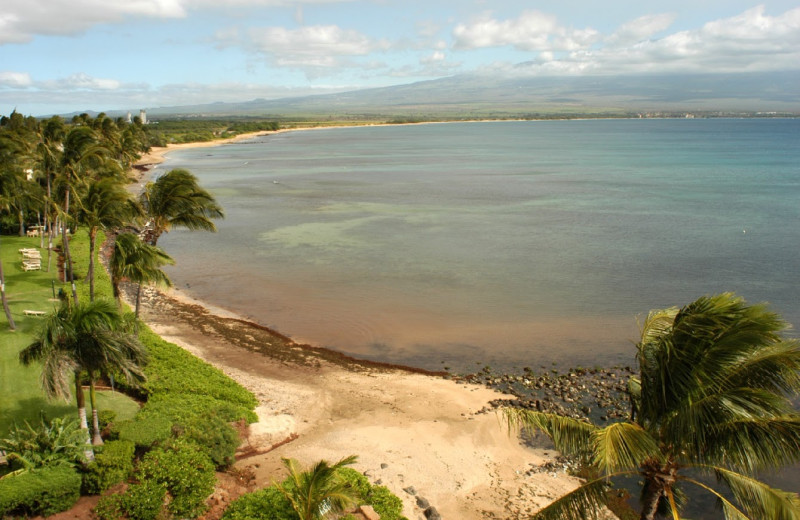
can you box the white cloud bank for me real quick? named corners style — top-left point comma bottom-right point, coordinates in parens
top-left (453, 6), bottom-right (800, 75)
top-left (0, 0), bottom-right (354, 43)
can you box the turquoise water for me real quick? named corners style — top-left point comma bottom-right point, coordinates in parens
top-left (158, 119), bottom-right (800, 372)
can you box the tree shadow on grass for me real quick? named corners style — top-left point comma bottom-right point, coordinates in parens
top-left (0, 396), bottom-right (76, 438)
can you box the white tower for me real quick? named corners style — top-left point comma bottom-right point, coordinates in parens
top-left (139, 109), bottom-right (147, 125)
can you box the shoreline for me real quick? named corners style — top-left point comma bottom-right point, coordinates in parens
top-left (127, 284), bottom-right (586, 519)
top-left (130, 128), bottom-right (589, 518)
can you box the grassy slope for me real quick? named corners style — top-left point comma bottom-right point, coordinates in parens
top-left (0, 233), bottom-right (139, 437)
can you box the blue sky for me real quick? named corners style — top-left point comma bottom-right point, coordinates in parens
top-left (1, 1), bottom-right (798, 116)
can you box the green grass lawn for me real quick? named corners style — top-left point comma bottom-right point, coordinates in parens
top-left (0, 233), bottom-right (139, 437)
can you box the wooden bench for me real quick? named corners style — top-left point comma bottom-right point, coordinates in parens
top-left (24, 310), bottom-right (47, 317)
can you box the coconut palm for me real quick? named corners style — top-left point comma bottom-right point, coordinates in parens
top-left (19, 299), bottom-right (148, 451)
top-left (109, 232), bottom-right (173, 322)
top-left (276, 455), bottom-right (361, 520)
top-left (0, 177), bottom-right (17, 330)
top-left (139, 168), bottom-right (223, 246)
top-left (505, 292), bottom-right (800, 520)
top-left (56, 126), bottom-right (109, 304)
top-left (77, 177), bottom-right (143, 301)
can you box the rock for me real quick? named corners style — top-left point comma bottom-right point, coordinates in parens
top-left (416, 496), bottom-right (430, 509)
top-left (424, 506), bottom-right (442, 520)
top-left (358, 505), bottom-right (381, 520)
top-left (380, 463), bottom-right (389, 469)
top-left (403, 486), bottom-right (417, 496)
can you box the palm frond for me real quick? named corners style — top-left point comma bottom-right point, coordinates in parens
top-left (704, 466), bottom-right (800, 520)
top-left (591, 422), bottom-right (661, 473)
top-left (504, 408), bottom-right (597, 460)
top-left (532, 474), bottom-right (621, 520)
top-left (699, 417), bottom-right (800, 473)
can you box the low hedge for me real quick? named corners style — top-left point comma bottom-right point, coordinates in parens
top-left (82, 439), bottom-right (136, 494)
top-left (0, 465), bottom-right (82, 517)
top-left (220, 486), bottom-right (296, 520)
top-left (137, 329), bottom-right (258, 413)
top-left (221, 468), bottom-right (407, 520)
top-left (136, 438), bottom-right (216, 519)
top-left (94, 480), bottom-right (168, 520)
top-left (117, 414), bottom-right (174, 449)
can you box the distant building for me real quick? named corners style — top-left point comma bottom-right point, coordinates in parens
top-left (140, 110), bottom-right (147, 125)
top-left (126, 112), bottom-right (132, 123)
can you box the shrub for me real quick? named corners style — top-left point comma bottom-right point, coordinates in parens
top-left (98, 409), bottom-right (118, 431)
top-left (0, 417), bottom-right (86, 471)
top-left (136, 438), bottom-right (216, 519)
top-left (368, 485), bottom-right (406, 520)
top-left (176, 412), bottom-right (239, 469)
top-left (94, 480), bottom-right (168, 520)
top-left (220, 486), bottom-right (297, 520)
top-left (137, 329), bottom-right (258, 412)
top-left (144, 392), bottom-right (257, 424)
top-left (82, 440), bottom-right (136, 494)
top-left (0, 465), bottom-right (82, 517)
top-left (118, 414), bottom-right (173, 448)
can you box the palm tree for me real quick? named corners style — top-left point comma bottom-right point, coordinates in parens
top-left (0, 176), bottom-right (17, 330)
top-left (505, 293), bottom-right (800, 520)
top-left (109, 232), bottom-right (173, 321)
top-left (19, 299), bottom-right (148, 451)
top-left (276, 455), bottom-right (361, 520)
top-left (77, 177), bottom-right (143, 301)
top-left (56, 126), bottom-right (108, 304)
top-left (139, 168), bottom-right (223, 246)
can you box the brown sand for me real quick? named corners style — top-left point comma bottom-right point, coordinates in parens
top-left (129, 129), bottom-right (589, 519)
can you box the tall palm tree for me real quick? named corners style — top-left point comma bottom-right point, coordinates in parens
top-left (77, 177), bottom-right (143, 301)
top-left (19, 299), bottom-right (148, 451)
top-left (276, 455), bottom-right (361, 520)
top-left (109, 232), bottom-right (173, 321)
top-left (0, 175), bottom-right (17, 330)
top-left (505, 293), bottom-right (800, 520)
top-left (139, 168), bottom-right (223, 246)
top-left (57, 126), bottom-right (108, 304)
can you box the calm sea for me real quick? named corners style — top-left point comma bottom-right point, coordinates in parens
top-left (157, 119), bottom-right (800, 372)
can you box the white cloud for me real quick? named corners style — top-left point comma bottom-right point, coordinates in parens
top-left (242, 25), bottom-right (387, 72)
top-left (466, 6), bottom-right (800, 76)
top-left (452, 11), bottom-right (600, 52)
top-left (606, 13), bottom-right (676, 46)
top-left (0, 71), bottom-right (33, 87)
top-left (0, 0), bottom-right (355, 44)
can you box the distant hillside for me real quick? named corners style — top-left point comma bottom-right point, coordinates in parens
top-left (135, 71), bottom-right (800, 119)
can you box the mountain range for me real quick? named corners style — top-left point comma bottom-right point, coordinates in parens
top-left (103, 71), bottom-right (800, 119)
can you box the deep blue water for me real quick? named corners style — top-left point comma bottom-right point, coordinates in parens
top-left (158, 119), bottom-right (800, 372)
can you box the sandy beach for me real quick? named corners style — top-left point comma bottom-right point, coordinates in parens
top-left (131, 129), bottom-right (586, 519)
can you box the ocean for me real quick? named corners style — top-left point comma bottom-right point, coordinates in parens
top-left (157, 118), bottom-right (800, 373)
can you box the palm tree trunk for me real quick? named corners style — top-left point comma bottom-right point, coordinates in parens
top-left (74, 371), bottom-right (94, 462)
top-left (88, 228), bottom-right (97, 302)
top-left (18, 209), bottom-right (24, 237)
top-left (88, 372), bottom-right (104, 446)
top-left (0, 254), bottom-right (16, 331)
top-left (62, 188), bottom-right (79, 304)
top-left (640, 479), bottom-right (663, 520)
top-left (134, 283), bottom-right (143, 333)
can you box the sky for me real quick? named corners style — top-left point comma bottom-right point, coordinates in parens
top-left (1, 0), bottom-right (799, 116)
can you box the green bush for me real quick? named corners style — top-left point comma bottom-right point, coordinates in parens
top-left (94, 480), bottom-right (168, 520)
top-left (82, 440), bottom-right (136, 494)
top-left (368, 485), bottom-right (406, 520)
top-left (220, 486), bottom-right (297, 520)
top-left (118, 414), bottom-right (173, 448)
top-left (0, 417), bottom-right (86, 471)
top-left (137, 329), bottom-right (258, 413)
top-left (98, 409), bottom-right (118, 431)
top-left (136, 438), bottom-right (216, 519)
top-left (221, 469), bottom-right (407, 520)
top-left (176, 412), bottom-right (239, 469)
top-left (144, 392), bottom-right (257, 424)
top-left (0, 465), bottom-right (82, 517)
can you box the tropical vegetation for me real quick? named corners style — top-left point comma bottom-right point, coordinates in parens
top-left (505, 292), bottom-right (800, 520)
